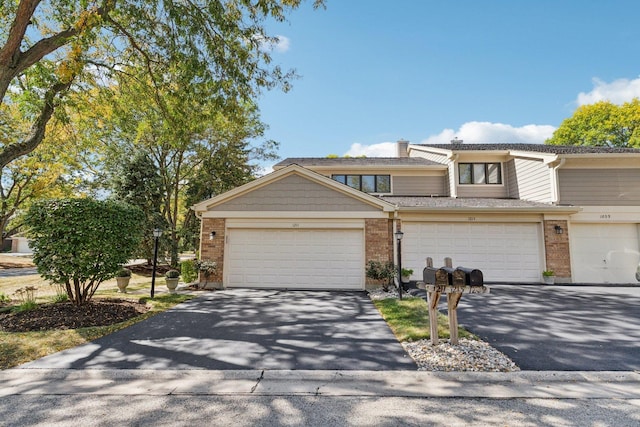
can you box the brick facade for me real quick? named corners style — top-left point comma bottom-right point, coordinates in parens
top-left (365, 218), bottom-right (393, 287)
top-left (543, 220), bottom-right (572, 282)
top-left (199, 218), bottom-right (225, 288)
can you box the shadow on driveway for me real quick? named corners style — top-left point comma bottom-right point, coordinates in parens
top-left (456, 285), bottom-right (640, 371)
top-left (22, 290), bottom-right (416, 371)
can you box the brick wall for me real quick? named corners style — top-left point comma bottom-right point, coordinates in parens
top-left (365, 218), bottom-right (393, 287)
top-left (199, 218), bottom-right (225, 287)
top-left (543, 220), bottom-right (572, 282)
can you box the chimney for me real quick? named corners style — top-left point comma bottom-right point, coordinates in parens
top-left (451, 137), bottom-right (463, 145)
top-left (397, 139), bottom-right (409, 157)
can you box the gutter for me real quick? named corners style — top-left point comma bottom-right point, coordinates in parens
top-left (550, 158), bottom-right (566, 204)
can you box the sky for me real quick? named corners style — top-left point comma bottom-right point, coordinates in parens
top-left (257, 0), bottom-right (640, 161)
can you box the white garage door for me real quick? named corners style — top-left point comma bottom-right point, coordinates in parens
top-left (571, 223), bottom-right (640, 284)
top-left (403, 222), bottom-right (543, 283)
top-left (226, 228), bottom-right (364, 289)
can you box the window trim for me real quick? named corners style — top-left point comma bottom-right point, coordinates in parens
top-left (458, 162), bottom-right (502, 185)
top-left (331, 174), bottom-right (392, 194)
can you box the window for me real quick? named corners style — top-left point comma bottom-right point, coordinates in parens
top-left (332, 174), bottom-right (391, 193)
top-left (458, 163), bottom-right (502, 184)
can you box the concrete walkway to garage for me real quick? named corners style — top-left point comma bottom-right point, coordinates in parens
top-left (21, 290), bottom-right (416, 371)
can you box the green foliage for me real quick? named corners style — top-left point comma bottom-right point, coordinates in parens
top-left (165, 269), bottom-right (180, 279)
top-left (51, 293), bottom-right (69, 304)
top-left (180, 260), bottom-right (198, 283)
top-left (13, 301), bottom-right (38, 313)
top-left (25, 198), bottom-right (145, 305)
top-left (116, 268), bottom-right (132, 278)
top-left (542, 270), bottom-right (555, 277)
top-left (546, 99), bottom-right (640, 147)
top-left (401, 268), bottom-right (414, 276)
top-left (0, 292), bottom-right (10, 303)
top-left (366, 260), bottom-right (397, 292)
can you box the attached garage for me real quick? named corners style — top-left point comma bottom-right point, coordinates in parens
top-left (402, 222), bottom-right (543, 283)
top-left (570, 223), bottom-right (640, 284)
top-left (225, 227), bottom-right (365, 289)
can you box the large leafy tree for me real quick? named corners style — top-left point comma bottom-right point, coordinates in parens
top-left (25, 198), bottom-right (144, 305)
top-left (0, 0), bottom-right (323, 169)
top-left (546, 99), bottom-right (640, 148)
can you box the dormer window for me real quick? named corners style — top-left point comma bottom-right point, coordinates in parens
top-left (459, 163), bottom-right (502, 185)
top-left (332, 174), bottom-right (391, 193)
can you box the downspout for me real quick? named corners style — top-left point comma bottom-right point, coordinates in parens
top-left (550, 158), bottom-right (566, 204)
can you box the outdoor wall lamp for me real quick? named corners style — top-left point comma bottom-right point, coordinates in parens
top-left (151, 228), bottom-right (163, 298)
top-left (554, 225), bottom-right (564, 235)
top-left (395, 230), bottom-right (404, 300)
top-left (209, 231), bottom-right (216, 240)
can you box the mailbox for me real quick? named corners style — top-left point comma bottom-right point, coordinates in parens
top-left (423, 266), bottom-right (451, 286)
top-left (455, 267), bottom-right (484, 287)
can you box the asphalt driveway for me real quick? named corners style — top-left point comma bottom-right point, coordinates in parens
top-left (22, 289), bottom-right (416, 371)
top-left (456, 285), bottom-right (640, 371)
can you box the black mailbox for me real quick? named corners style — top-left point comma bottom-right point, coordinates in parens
top-left (455, 267), bottom-right (484, 287)
top-left (423, 266), bottom-right (451, 286)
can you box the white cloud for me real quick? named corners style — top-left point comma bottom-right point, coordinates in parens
top-left (255, 35), bottom-right (290, 53)
top-left (577, 77), bottom-right (640, 105)
top-left (344, 142), bottom-right (397, 157)
top-left (421, 121), bottom-right (556, 145)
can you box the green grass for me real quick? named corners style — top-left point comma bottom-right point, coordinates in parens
top-left (373, 297), bottom-right (475, 342)
top-left (0, 293), bottom-right (194, 370)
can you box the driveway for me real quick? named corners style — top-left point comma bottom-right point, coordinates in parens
top-left (22, 289), bottom-right (416, 370)
top-left (456, 285), bottom-right (640, 371)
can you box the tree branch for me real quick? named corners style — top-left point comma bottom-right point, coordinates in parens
top-left (0, 80), bottom-right (71, 168)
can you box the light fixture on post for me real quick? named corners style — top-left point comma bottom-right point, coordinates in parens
top-left (554, 225), bottom-right (564, 235)
top-left (151, 228), bottom-right (163, 298)
top-left (395, 230), bottom-right (404, 300)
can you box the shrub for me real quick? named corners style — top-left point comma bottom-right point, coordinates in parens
top-left (116, 268), bottom-right (132, 277)
top-left (197, 260), bottom-right (217, 286)
top-left (366, 260), bottom-right (397, 292)
top-left (25, 198), bottom-right (144, 305)
top-left (165, 269), bottom-right (180, 279)
top-left (180, 260), bottom-right (198, 283)
top-left (51, 293), bottom-right (69, 303)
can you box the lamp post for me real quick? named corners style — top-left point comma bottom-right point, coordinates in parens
top-left (395, 230), bottom-right (404, 300)
top-left (150, 228), bottom-right (163, 298)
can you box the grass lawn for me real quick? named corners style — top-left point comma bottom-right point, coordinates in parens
top-left (0, 271), bottom-right (195, 370)
top-left (373, 296), bottom-right (475, 342)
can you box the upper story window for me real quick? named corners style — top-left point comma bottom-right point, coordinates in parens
top-left (458, 163), bottom-right (502, 185)
top-left (332, 174), bottom-right (391, 193)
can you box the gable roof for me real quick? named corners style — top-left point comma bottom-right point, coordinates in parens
top-left (192, 164), bottom-right (397, 213)
top-left (274, 157), bottom-right (443, 168)
top-left (413, 143), bottom-right (640, 155)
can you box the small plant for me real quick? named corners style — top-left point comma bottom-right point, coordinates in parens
top-left (180, 260), bottom-right (198, 283)
top-left (13, 286), bottom-right (37, 304)
top-left (51, 293), bottom-right (69, 303)
top-left (165, 269), bottom-right (180, 279)
top-left (401, 268), bottom-right (414, 277)
top-left (116, 267), bottom-right (132, 277)
top-left (0, 292), bottom-right (10, 304)
top-left (542, 270), bottom-right (555, 277)
top-left (197, 260), bottom-right (217, 285)
top-left (366, 260), bottom-right (397, 292)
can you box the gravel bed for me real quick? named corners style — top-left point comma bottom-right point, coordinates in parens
top-left (368, 286), bottom-right (520, 372)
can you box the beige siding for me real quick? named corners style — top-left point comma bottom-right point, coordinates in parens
top-left (510, 158), bottom-right (552, 202)
top-left (410, 150), bottom-right (449, 164)
top-left (392, 175), bottom-right (446, 196)
top-left (209, 174), bottom-right (379, 212)
top-left (506, 159), bottom-right (518, 198)
top-left (559, 169), bottom-right (640, 205)
top-left (457, 185), bottom-right (508, 198)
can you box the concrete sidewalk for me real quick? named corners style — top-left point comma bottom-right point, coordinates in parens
top-left (2, 369), bottom-right (640, 399)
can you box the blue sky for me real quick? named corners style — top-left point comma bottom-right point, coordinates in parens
top-left (257, 1), bottom-right (640, 161)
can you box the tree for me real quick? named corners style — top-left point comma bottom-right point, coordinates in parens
top-left (111, 151), bottom-right (167, 264)
top-left (25, 198), bottom-right (144, 305)
top-left (0, 0), bottom-right (323, 168)
top-left (546, 99), bottom-right (640, 148)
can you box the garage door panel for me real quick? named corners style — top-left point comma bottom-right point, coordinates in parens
top-left (403, 222), bottom-right (542, 282)
top-left (571, 223), bottom-right (640, 284)
top-left (226, 228), bottom-right (364, 289)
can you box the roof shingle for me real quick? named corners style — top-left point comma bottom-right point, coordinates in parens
top-left (415, 143), bottom-right (640, 154)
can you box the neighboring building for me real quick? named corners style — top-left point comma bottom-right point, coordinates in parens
top-left (193, 141), bottom-right (640, 288)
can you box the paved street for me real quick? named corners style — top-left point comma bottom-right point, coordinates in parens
top-left (456, 285), bottom-right (640, 371)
